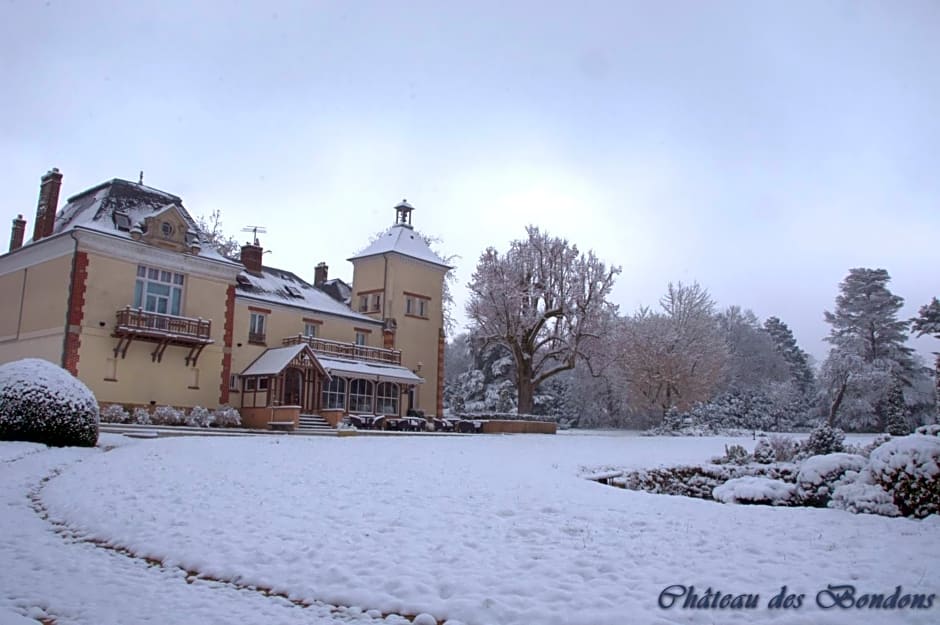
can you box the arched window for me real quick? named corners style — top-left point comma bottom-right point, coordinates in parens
top-left (349, 379), bottom-right (374, 413)
top-left (322, 377), bottom-right (346, 410)
top-left (376, 382), bottom-right (399, 415)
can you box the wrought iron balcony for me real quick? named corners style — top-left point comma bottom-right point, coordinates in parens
top-left (283, 334), bottom-right (402, 365)
top-left (113, 307), bottom-right (212, 364)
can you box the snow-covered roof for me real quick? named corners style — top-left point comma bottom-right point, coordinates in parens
top-left (316, 355), bottom-right (424, 385)
top-left (241, 344), bottom-right (324, 377)
top-left (236, 266), bottom-right (380, 324)
top-left (348, 224), bottom-right (451, 269)
top-left (41, 178), bottom-right (235, 264)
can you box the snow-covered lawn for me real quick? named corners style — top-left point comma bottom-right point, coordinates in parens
top-left (3, 432), bottom-right (938, 625)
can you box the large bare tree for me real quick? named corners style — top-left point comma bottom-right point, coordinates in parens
top-left (619, 282), bottom-right (728, 421)
top-left (466, 226), bottom-right (619, 415)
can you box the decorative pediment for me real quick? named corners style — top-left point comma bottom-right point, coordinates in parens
top-left (138, 204), bottom-right (194, 253)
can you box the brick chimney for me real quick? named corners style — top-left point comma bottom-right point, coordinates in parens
top-left (9, 214), bottom-right (26, 252)
top-left (33, 168), bottom-right (63, 242)
top-left (240, 242), bottom-right (263, 275)
top-left (314, 262), bottom-right (328, 286)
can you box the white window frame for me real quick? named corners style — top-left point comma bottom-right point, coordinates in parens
top-left (303, 322), bottom-right (318, 338)
top-left (349, 379), bottom-right (374, 413)
top-left (376, 382), bottom-right (399, 415)
top-left (229, 374), bottom-right (240, 392)
top-left (355, 331), bottom-right (367, 346)
top-left (249, 312), bottom-right (267, 343)
top-left (322, 377), bottom-right (346, 410)
top-left (135, 265), bottom-right (185, 316)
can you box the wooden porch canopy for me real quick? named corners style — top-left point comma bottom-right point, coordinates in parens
top-left (241, 343), bottom-right (328, 379)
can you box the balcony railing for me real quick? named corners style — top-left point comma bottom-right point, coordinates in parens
top-left (115, 307), bottom-right (212, 343)
top-left (284, 334), bottom-right (402, 365)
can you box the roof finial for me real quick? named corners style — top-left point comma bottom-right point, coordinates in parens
top-left (138, 170), bottom-right (144, 185)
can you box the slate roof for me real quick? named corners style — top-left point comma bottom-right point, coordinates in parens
top-left (348, 224), bottom-right (451, 269)
top-left (236, 265), bottom-right (380, 325)
top-left (43, 178), bottom-right (233, 263)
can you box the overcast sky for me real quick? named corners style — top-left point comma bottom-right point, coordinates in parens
top-left (2, 1), bottom-right (938, 361)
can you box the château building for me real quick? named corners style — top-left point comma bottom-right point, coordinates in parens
top-left (0, 169), bottom-right (449, 428)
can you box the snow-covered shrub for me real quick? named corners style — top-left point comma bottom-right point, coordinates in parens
top-left (186, 406), bottom-right (212, 427)
top-left (915, 424), bottom-right (940, 437)
top-left (132, 407), bottom-right (152, 425)
top-left (766, 434), bottom-right (800, 462)
top-left (753, 439), bottom-right (775, 464)
top-left (802, 424), bottom-right (845, 456)
top-left (713, 477), bottom-right (797, 506)
top-left (100, 404), bottom-right (130, 424)
top-left (796, 453), bottom-right (867, 507)
top-left (616, 465), bottom-right (731, 500)
top-left (845, 433), bottom-right (892, 458)
top-left (0, 358), bottom-right (98, 447)
top-left (713, 444), bottom-right (750, 465)
top-left (211, 405), bottom-right (241, 428)
top-left (152, 405), bottom-right (185, 426)
top-left (868, 435), bottom-right (940, 518)
top-left (829, 470), bottom-right (901, 517)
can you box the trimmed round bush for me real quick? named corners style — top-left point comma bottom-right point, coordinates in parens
top-left (0, 358), bottom-right (99, 447)
top-left (796, 453), bottom-right (867, 507)
top-left (829, 471), bottom-right (901, 517)
top-left (869, 435), bottom-right (940, 518)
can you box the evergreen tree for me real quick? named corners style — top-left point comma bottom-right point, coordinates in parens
top-left (884, 380), bottom-right (910, 435)
top-left (763, 316), bottom-right (815, 395)
top-left (912, 297), bottom-right (940, 417)
top-left (822, 268), bottom-right (913, 429)
top-left (824, 268), bottom-right (913, 372)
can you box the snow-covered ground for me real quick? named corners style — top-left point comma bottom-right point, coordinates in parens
top-left (2, 432), bottom-right (937, 625)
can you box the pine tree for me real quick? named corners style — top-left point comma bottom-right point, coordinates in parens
top-left (912, 297), bottom-right (940, 418)
top-left (824, 268), bottom-right (913, 371)
top-left (763, 316), bottom-right (815, 395)
top-left (822, 268), bottom-right (913, 429)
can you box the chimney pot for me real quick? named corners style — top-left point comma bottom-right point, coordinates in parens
top-left (240, 242), bottom-right (264, 275)
top-left (314, 262), bottom-right (328, 286)
top-left (9, 214), bottom-right (26, 252)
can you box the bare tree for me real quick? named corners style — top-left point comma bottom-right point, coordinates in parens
top-left (196, 209), bottom-right (240, 260)
top-left (466, 226), bottom-right (619, 415)
top-left (619, 282), bottom-right (728, 421)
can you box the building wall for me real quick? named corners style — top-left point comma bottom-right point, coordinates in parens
top-left (0, 251), bottom-right (72, 365)
top-left (75, 251), bottom-right (233, 409)
top-left (229, 298), bottom-right (383, 388)
top-left (351, 252), bottom-right (447, 415)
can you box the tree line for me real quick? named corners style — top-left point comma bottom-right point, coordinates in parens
top-left (448, 227), bottom-right (939, 432)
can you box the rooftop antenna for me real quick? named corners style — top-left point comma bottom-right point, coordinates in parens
top-left (241, 225), bottom-right (267, 246)
top-left (138, 170), bottom-right (144, 185)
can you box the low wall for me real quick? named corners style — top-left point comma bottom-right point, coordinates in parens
top-left (240, 405), bottom-right (301, 430)
top-left (320, 409), bottom-right (344, 428)
top-left (480, 420), bottom-right (556, 435)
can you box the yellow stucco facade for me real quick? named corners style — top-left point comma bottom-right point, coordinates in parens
top-left (0, 174), bottom-right (447, 421)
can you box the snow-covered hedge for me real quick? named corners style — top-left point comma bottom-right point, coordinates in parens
top-left (796, 453), bottom-right (867, 507)
top-left (829, 471), bottom-right (901, 517)
top-left (186, 406), bottom-right (212, 428)
top-left (613, 463), bottom-right (798, 501)
top-left (152, 405), bottom-right (185, 426)
top-left (100, 404), bottom-right (130, 424)
top-left (132, 407), bottom-right (152, 425)
top-left (211, 405), bottom-right (241, 428)
top-left (868, 435), bottom-right (940, 519)
top-left (451, 412), bottom-right (556, 423)
top-left (915, 424), bottom-right (940, 437)
top-left (0, 358), bottom-right (99, 447)
top-left (713, 477), bottom-right (797, 506)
